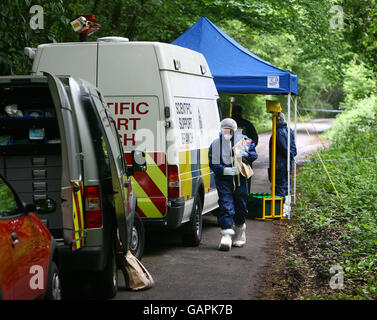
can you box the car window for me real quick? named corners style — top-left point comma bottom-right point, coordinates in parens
top-left (0, 177), bottom-right (23, 218)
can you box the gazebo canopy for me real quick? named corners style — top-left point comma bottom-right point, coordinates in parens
top-left (172, 17), bottom-right (298, 95)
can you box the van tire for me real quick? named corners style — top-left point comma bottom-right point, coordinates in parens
top-left (94, 241), bottom-right (118, 299)
top-left (130, 213), bottom-right (145, 260)
top-left (61, 245), bottom-right (118, 299)
top-left (45, 261), bottom-right (62, 300)
top-left (181, 195), bottom-right (203, 246)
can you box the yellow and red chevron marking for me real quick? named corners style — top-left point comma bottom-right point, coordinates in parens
top-left (126, 152), bottom-right (167, 218)
top-left (72, 181), bottom-right (84, 250)
top-left (179, 148), bottom-right (215, 200)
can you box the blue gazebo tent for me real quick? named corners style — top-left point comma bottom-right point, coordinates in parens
top-left (172, 17), bottom-right (299, 217)
top-left (172, 17), bottom-right (298, 95)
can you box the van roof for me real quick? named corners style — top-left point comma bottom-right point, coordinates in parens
top-left (36, 40), bottom-right (213, 78)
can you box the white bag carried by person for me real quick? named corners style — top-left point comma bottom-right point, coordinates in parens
top-left (233, 138), bottom-right (254, 179)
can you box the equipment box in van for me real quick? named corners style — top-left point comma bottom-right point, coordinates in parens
top-left (31, 38), bottom-right (221, 246)
top-left (0, 74), bottom-right (144, 298)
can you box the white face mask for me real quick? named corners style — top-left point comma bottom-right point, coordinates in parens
top-left (222, 128), bottom-right (233, 141)
top-left (223, 134), bottom-right (232, 141)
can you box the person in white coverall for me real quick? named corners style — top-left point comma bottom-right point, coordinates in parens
top-left (208, 118), bottom-right (258, 251)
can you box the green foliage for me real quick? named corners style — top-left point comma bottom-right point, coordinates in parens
top-left (342, 59), bottom-right (377, 106)
top-left (341, 0), bottom-right (377, 73)
top-left (0, 179), bottom-right (19, 215)
top-left (325, 95), bottom-right (377, 141)
top-left (0, 0), bottom-right (375, 127)
top-left (293, 92), bottom-right (377, 299)
top-left (218, 94), bottom-right (272, 133)
top-left (0, 0), bottom-right (72, 74)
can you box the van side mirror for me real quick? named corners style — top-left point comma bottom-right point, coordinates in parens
top-left (128, 150), bottom-right (147, 175)
top-left (34, 198), bottom-right (57, 214)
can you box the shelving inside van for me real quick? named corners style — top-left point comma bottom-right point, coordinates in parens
top-left (0, 84), bottom-right (63, 239)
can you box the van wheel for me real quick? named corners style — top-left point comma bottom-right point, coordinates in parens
top-left (94, 242), bottom-right (118, 299)
top-left (45, 261), bottom-right (62, 300)
top-left (130, 213), bottom-right (145, 260)
top-left (181, 196), bottom-right (203, 246)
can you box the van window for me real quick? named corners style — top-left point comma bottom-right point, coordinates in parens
top-left (108, 114), bottom-right (127, 172)
top-left (96, 92), bottom-right (125, 161)
top-left (94, 94), bottom-right (127, 173)
top-left (80, 95), bottom-right (111, 179)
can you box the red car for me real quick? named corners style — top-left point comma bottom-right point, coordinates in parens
top-left (0, 173), bottom-right (61, 300)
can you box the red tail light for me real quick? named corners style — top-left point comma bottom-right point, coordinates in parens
top-left (168, 165), bottom-right (180, 198)
top-left (84, 185), bottom-right (102, 228)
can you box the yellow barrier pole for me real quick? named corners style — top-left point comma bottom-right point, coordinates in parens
top-left (271, 113), bottom-right (277, 217)
top-left (229, 96), bottom-right (234, 117)
top-left (266, 100), bottom-right (282, 219)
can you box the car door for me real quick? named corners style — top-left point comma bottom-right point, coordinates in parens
top-left (10, 211), bottom-right (51, 300)
top-left (0, 175), bottom-right (48, 300)
top-left (45, 73), bottom-right (85, 251)
top-left (0, 175), bottom-right (21, 300)
top-left (0, 218), bottom-right (14, 299)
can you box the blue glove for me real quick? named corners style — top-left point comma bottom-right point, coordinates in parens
top-left (223, 167), bottom-right (237, 176)
top-left (240, 151), bottom-right (248, 157)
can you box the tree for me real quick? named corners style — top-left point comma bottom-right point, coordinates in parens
top-left (1, 0), bottom-right (374, 122)
top-left (341, 0), bottom-right (377, 72)
top-left (0, 0), bottom-right (72, 75)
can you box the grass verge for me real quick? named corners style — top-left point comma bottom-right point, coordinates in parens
top-left (259, 98), bottom-right (377, 300)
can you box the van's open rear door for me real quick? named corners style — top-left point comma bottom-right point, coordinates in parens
top-left (45, 72), bottom-right (85, 251)
top-left (87, 87), bottom-right (130, 252)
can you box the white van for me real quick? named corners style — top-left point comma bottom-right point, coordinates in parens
top-left (30, 37), bottom-right (221, 246)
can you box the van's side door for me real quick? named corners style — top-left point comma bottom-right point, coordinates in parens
top-left (45, 73), bottom-right (85, 251)
top-left (89, 89), bottom-right (130, 251)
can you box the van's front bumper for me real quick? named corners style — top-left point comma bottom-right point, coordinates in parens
top-left (142, 196), bottom-right (185, 229)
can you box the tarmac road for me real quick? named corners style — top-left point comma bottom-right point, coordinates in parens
top-left (113, 118), bottom-right (334, 300)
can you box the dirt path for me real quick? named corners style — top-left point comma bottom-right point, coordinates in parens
top-left (113, 118), bottom-right (334, 301)
top-left (255, 118), bottom-right (335, 299)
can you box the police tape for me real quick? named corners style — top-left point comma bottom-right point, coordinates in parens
top-left (254, 157), bottom-right (376, 165)
top-left (298, 107), bottom-right (344, 113)
top-left (295, 157), bottom-right (376, 164)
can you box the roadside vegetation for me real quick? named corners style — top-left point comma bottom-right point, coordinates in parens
top-left (261, 61), bottom-right (377, 300)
